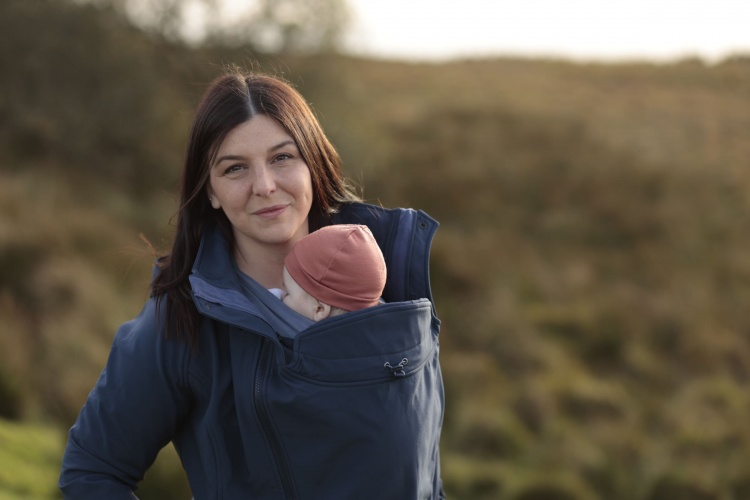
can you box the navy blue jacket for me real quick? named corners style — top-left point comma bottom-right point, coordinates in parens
top-left (60, 202), bottom-right (444, 499)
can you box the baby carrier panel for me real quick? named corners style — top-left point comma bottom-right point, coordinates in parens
top-left (263, 299), bottom-right (443, 499)
top-left (254, 206), bottom-right (443, 499)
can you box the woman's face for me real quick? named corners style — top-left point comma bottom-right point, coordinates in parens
top-left (207, 115), bottom-right (313, 254)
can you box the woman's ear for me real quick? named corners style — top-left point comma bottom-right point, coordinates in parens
top-left (207, 187), bottom-right (221, 209)
top-left (312, 301), bottom-right (332, 322)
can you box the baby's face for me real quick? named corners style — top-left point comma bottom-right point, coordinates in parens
top-left (282, 267), bottom-right (319, 320)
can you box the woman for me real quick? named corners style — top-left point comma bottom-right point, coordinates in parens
top-left (60, 70), bottom-right (445, 499)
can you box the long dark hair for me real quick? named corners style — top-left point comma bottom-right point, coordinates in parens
top-left (152, 69), bottom-right (359, 348)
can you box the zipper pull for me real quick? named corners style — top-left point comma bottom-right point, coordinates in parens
top-left (384, 358), bottom-right (409, 377)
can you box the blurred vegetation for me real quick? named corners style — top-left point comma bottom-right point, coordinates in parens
top-left (0, 418), bottom-right (64, 499)
top-left (2, 0), bottom-right (750, 498)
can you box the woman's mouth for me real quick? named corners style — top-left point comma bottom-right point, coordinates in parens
top-left (253, 204), bottom-right (288, 218)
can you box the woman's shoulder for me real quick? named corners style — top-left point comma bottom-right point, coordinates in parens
top-left (335, 202), bottom-right (438, 232)
top-left (334, 203), bottom-right (439, 255)
top-left (112, 296), bottom-right (189, 360)
top-left (337, 201), bottom-right (411, 218)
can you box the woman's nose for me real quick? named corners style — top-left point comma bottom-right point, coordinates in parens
top-left (253, 166), bottom-right (276, 196)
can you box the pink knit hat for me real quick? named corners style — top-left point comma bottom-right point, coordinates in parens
top-left (284, 224), bottom-right (386, 311)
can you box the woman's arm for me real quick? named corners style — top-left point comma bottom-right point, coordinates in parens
top-left (59, 298), bottom-right (192, 499)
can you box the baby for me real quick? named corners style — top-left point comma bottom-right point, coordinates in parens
top-left (282, 224), bottom-right (387, 321)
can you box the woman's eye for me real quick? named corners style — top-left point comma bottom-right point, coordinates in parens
top-left (273, 153), bottom-right (292, 163)
top-left (224, 164), bottom-right (243, 175)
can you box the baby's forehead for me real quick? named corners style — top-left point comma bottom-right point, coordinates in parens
top-left (281, 266), bottom-right (299, 288)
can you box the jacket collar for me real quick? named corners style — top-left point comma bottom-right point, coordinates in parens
top-left (189, 223), bottom-right (273, 334)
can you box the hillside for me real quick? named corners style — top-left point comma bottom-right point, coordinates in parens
top-left (2, 0), bottom-right (750, 498)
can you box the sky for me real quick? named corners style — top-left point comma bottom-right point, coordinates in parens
top-left (343, 0), bottom-right (750, 62)
top-left (214, 0), bottom-right (750, 63)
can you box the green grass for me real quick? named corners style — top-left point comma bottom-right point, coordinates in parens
top-left (0, 419), bottom-right (64, 500)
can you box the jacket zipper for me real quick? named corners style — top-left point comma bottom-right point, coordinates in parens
top-left (255, 338), bottom-right (297, 499)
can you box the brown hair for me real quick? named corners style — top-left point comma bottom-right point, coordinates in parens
top-left (152, 69), bottom-right (359, 348)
